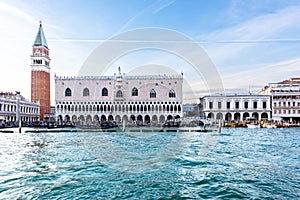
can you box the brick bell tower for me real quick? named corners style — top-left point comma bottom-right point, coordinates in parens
top-left (31, 21), bottom-right (51, 121)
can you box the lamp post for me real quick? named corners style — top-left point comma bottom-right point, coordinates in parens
top-left (15, 91), bottom-right (21, 133)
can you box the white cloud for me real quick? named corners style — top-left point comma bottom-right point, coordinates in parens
top-left (191, 4), bottom-right (300, 93)
top-left (220, 57), bottom-right (300, 90)
top-left (200, 5), bottom-right (300, 64)
top-left (0, 2), bottom-right (39, 100)
top-left (0, 1), bottom-right (36, 25)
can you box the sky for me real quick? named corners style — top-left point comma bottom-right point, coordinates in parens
top-left (1, 0), bottom-right (300, 104)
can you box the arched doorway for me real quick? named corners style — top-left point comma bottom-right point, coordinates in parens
top-left (108, 115), bottom-right (114, 121)
top-left (101, 115), bottom-right (106, 122)
top-left (57, 115), bottom-right (63, 124)
top-left (78, 115), bottom-right (85, 124)
top-left (167, 115), bottom-right (173, 120)
top-left (207, 112), bottom-right (214, 119)
top-left (122, 115), bottom-right (128, 123)
top-left (137, 115), bottom-right (143, 121)
top-left (65, 115), bottom-right (70, 122)
top-left (72, 115), bottom-right (77, 125)
top-left (261, 112), bottom-right (268, 120)
top-left (86, 115), bottom-right (92, 125)
top-left (93, 115), bottom-right (99, 126)
top-left (115, 115), bottom-right (121, 123)
top-left (159, 115), bottom-right (165, 124)
top-left (243, 112), bottom-right (249, 120)
top-left (252, 112), bottom-right (259, 120)
top-left (225, 113), bottom-right (232, 122)
top-left (216, 113), bottom-right (223, 120)
top-left (137, 115), bottom-right (143, 125)
top-left (144, 115), bottom-right (150, 124)
top-left (130, 115), bottom-right (135, 122)
top-left (152, 115), bottom-right (158, 124)
top-left (234, 113), bottom-right (241, 121)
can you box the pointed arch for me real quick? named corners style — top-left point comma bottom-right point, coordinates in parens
top-left (169, 89), bottom-right (176, 98)
top-left (83, 88), bottom-right (89, 96)
top-left (150, 89), bottom-right (156, 98)
top-left (65, 88), bottom-right (72, 97)
top-left (132, 87), bottom-right (138, 96)
top-left (133, 105), bottom-right (136, 112)
top-left (116, 90), bottom-right (123, 98)
top-left (102, 88), bottom-right (108, 96)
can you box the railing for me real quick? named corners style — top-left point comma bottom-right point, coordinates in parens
top-left (56, 110), bottom-right (182, 115)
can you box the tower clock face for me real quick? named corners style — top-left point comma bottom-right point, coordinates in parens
top-left (35, 49), bottom-right (40, 53)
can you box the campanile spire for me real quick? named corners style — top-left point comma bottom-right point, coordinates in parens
top-left (31, 21), bottom-right (51, 121)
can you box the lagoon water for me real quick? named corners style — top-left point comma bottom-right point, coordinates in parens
top-left (0, 128), bottom-right (299, 199)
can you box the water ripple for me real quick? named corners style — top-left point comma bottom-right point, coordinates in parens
top-left (0, 129), bottom-right (299, 199)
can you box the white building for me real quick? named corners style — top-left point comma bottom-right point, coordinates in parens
top-left (55, 69), bottom-right (183, 125)
top-left (260, 78), bottom-right (300, 123)
top-left (200, 94), bottom-right (271, 122)
top-left (0, 92), bottom-right (40, 123)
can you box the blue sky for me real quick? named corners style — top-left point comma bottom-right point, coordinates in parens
top-left (1, 0), bottom-right (300, 103)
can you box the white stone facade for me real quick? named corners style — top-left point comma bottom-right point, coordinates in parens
top-left (200, 94), bottom-right (271, 121)
top-left (55, 70), bottom-right (183, 125)
top-left (260, 78), bottom-right (300, 123)
top-left (0, 93), bottom-right (40, 122)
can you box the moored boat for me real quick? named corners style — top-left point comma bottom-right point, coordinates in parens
top-left (265, 124), bottom-right (276, 128)
top-left (245, 117), bottom-right (260, 128)
top-left (247, 123), bottom-right (261, 128)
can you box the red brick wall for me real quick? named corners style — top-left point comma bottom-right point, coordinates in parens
top-left (31, 70), bottom-right (50, 120)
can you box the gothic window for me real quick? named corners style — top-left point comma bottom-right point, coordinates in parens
top-left (83, 88), bottom-right (90, 96)
top-left (132, 87), bottom-right (138, 96)
top-left (65, 88), bottom-right (72, 97)
top-left (102, 88), bottom-right (108, 96)
top-left (150, 89), bottom-right (156, 98)
top-left (116, 90), bottom-right (123, 98)
top-left (169, 89), bottom-right (176, 98)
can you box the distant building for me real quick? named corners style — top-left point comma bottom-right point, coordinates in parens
top-left (259, 78), bottom-right (300, 123)
top-left (200, 94), bottom-right (271, 121)
top-left (31, 21), bottom-right (51, 121)
top-left (183, 104), bottom-right (199, 117)
top-left (55, 68), bottom-right (183, 125)
top-left (0, 92), bottom-right (39, 123)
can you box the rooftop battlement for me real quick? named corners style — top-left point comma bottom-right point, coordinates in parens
top-left (54, 74), bottom-right (183, 81)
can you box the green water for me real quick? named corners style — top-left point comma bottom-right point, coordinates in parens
top-left (0, 128), bottom-right (299, 199)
